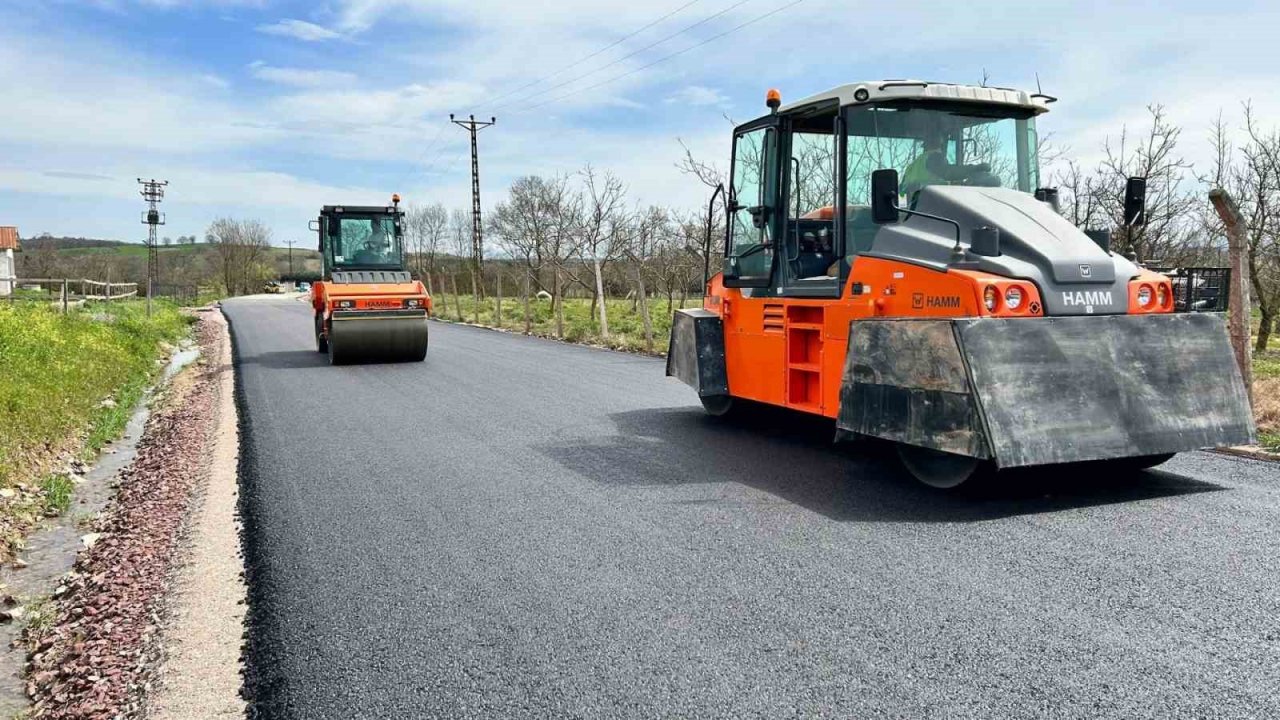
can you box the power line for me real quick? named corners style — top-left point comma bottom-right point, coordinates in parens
top-left (517, 0), bottom-right (805, 115)
top-left (394, 121), bottom-right (449, 191)
top-left (399, 1), bottom-right (703, 188)
top-left (476, 0), bottom-right (703, 112)
top-left (491, 0), bottom-right (753, 114)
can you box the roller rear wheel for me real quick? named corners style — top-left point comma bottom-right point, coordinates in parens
top-left (315, 313), bottom-right (328, 353)
top-left (1105, 452), bottom-right (1176, 472)
top-left (897, 444), bottom-right (985, 489)
top-left (699, 395), bottom-right (735, 417)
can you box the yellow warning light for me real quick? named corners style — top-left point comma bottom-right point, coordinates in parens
top-left (766, 88), bottom-right (782, 109)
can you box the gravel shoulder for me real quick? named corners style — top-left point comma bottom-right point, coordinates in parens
top-left (23, 310), bottom-right (245, 720)
top-left (150, 310), bottom-right (246, 719)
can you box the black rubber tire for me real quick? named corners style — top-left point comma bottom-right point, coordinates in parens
top-left (699, 394), bottom-right (735, 417)
top-left (315, 313), bottom-right (328, 353)
top-left (897, 444), bottom-right (986, 490)
top-left (1107, 452), bottom-right (1177, 472)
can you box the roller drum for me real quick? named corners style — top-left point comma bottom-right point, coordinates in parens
top-left (327, 314), bottom-right (429, 365)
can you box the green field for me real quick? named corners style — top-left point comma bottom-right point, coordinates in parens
top-left (0, 300), bottom-right (192, 555)
top-left (431, 292), bottom-right (701, 354)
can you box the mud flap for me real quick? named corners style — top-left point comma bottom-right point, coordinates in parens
top-left (839, 313), bottom-right (1256, 467)
top-left (666, 309), bottom-right (728, 398)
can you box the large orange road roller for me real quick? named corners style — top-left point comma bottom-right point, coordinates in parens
top-left (310, 195), bottom-right (431, 365)
top-left (667, 81), bottom-right (1255, 488)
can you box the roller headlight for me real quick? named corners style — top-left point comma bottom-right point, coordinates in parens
top-left (1137, 285), bottom-right (1154, 307)
top-left (335, 299), bottom-right (356, 310)
top-left (1004, 286), bottom-right (1024, 311)
top-left (984, 285), bottom-right (999, 312)
top-left (405, 298), bottom-right (423, 308)
top-left (1156, 283), bottom-right (1169, 308)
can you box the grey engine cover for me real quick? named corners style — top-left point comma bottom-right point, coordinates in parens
top-left (866, 186), bottom-right (1140, 316)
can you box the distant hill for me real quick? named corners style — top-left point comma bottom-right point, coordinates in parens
top-left (17, 238), bottom-right (324, 287)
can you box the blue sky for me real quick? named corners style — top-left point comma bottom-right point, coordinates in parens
top-left (1, 0), bottom-right (1278, 246)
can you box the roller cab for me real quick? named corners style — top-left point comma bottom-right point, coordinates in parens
top-left (310, 197), bottom-right (432, 365)
top-left (667, 81), bottom-right (1256, 488)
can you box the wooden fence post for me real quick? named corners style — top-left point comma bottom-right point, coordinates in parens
top-left (1209, 188), bottom-right (1253, 406)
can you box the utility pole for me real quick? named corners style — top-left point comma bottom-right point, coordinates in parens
top-left (450, 114), bottom-right (495, 296)
top-left (137, 178), bottom-right (168, 317)
top-left (284, 239), bottom-right (297, 276)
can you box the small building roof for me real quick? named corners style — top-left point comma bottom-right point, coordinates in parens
top-left (0, 227), bottom-right (18, 251)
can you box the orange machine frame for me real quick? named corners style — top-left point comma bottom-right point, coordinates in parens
top-left (705, 257), bottom-right (1173, 419)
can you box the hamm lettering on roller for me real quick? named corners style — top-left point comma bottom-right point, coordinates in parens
top-left (1062, 290), bottom-right (1113, 306)
top-left (927, 296), bottom-right (961, 309)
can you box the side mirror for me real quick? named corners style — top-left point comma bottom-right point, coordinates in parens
top-left (327, 216), bottom-right (342, 238)
top-left (1124, 177), bottom-right (1146, 227)
top-left (871, 169), bottom-right (901, 224)
top-left (308, 219), bottom-right (320, 232)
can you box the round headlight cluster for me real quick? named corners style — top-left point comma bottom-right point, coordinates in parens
top-left (1004, 286), bottom-right (1024, 311)
top-left (984, 285), bottom-right (999, 312)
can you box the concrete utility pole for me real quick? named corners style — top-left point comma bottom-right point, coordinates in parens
top-left (284, 239), bottom-right (297, 276)
top-left (137, 178), bottom-right (169, 317)
top-left (1209, 188), bottom-right (1254, 406)
top-left (450, 114), bottom-right (495, 295)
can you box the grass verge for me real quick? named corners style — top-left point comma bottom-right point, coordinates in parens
top-left (0, 299), bottom-right (192, 556)
top-left (430, 292), bottom-right (700, 354)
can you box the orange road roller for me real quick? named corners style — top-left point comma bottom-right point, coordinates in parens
top-left (667, 81), bottom-right (1255, 488)
top-left (310, 195), bottom-right (431, 365)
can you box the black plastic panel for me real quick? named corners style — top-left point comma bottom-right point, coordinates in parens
top-left (666, 309), bottom-right (729, 398)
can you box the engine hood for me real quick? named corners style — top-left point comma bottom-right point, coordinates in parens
top-left (867, 186), bottom-right (1141, 316)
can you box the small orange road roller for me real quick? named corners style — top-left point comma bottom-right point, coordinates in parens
top-left (310, 195), bottom-right (431, 365)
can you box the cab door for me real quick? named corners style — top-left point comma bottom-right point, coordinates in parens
top-left (723, 121), bottom-right (781, 289)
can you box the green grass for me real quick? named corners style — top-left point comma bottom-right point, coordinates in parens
top-left (38, 475), bottom-right (73, 516)
top-left (1260, 431), bottom-right (1280, 453)
top-left (1253, 349), bottom-right (1280, 380)
top-left (0, 299), bottom-right (192, 491)
top-left (431, 292), bottom-right (701, 354)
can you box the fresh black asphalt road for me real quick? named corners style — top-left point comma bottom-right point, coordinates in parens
top-left (225, 297), bottom-right (1280, 719)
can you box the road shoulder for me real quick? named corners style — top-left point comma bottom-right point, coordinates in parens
top-left (150, 310), bottom-right (246, 719)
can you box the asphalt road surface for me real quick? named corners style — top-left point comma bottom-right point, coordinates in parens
top-left (225, 297), bottom-right (1280, 719)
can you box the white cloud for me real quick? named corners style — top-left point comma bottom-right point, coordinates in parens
top-left (199, 73), bottom-right (230, 89)
top-left (665, 86), bottom-right (726, 107)
top-left (256, 19), bottom-right (342, 42)
top-left (250, 64), bottom-right (358, 88)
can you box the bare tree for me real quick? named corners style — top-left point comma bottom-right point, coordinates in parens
top-left (206, 218), bottom-right (271, 296)
top-left (1096, 105), bottom-right (1200, 263)
top-left (575, 166), bottom-right (627, 338)
top-left (404, 202), bottom-right (448, 294)
top-left (1205, 104), bottom-right (1280, 351)
top-left (491, 174), bottom-right (577, 334)
top-left (447, 208), bottom-right (471, 321)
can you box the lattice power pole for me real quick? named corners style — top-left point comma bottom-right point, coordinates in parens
top-left (450, 114), bottom-right (495, 294)
top-left (137, 178), bottom-right (168, 316)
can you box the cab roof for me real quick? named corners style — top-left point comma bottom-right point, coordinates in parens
top-left (777, 80), bottom-right (1054, 116)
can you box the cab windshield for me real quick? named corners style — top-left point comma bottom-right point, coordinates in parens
top-left (846, 101), bottom-right (1039, 203)
top-left (329, 215), bottom-right (403, 269)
